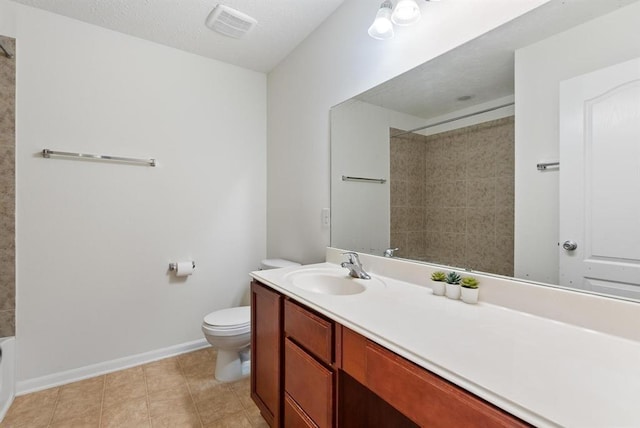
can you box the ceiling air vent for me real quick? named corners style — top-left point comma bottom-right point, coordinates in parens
top-left (205, 4), bottom-right (257, 39)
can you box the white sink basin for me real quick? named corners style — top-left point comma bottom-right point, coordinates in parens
top-left (285, 268), bottom-right (385, 296)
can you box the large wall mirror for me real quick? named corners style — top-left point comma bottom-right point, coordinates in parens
top-left (331, 0), bottom-right (640, 302)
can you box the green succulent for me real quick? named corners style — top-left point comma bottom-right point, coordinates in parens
top-left (461, 277), bottom-right (479, 289)
top-left (431, 271), bottom-right (446, 282)
top-left (445, 271), bottom-right (461, 285)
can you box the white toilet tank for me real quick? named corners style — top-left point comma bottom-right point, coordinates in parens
top-left (260, 258), bottom-right (300, 270)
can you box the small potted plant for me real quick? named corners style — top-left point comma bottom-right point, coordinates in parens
top-left (460, 277), bottom-right (479, 304)
top-left (445, 271), bottom-right (461, 299)
top-left (430, 271), bottom-right (446, 296)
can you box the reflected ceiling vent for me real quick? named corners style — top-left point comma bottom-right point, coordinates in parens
top-left (205, 4), bottom-right (257, 39)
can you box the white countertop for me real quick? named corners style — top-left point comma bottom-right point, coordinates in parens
top-left (251, 262), bottom-right (640, 428)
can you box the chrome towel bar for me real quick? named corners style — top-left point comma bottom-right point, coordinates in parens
top-left (42, 149), bottom-right (156, 167)
top-left (342, 175), bottom-right (387, 184)
top-left (537, 161), bottom-right (559, 171)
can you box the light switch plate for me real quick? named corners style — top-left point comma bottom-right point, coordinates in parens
top-left (321, 208), bottom-right (330, 227)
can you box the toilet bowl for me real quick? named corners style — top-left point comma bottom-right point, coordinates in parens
top-left (202, 258), bottom-right (300, 382)
top-left (202, 306), bottom-right (251, 382)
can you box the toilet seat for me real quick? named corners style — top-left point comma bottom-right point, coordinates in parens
top-left (203, 306), bottom-right (250, 336)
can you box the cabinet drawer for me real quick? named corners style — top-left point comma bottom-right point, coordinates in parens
top-left (284, 299), bottom-right (333, 364)
top-left (285, 338), bottom-right (334, 428)
top-left (285, 393), bottom-right (319, 428)
top-left (365, 342), bottom-right (528, 428)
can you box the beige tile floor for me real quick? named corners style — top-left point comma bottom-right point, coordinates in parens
top-left (0, 347), bottom-right (269, 428)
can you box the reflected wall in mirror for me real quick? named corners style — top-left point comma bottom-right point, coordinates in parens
top-left (330, 0), bottom-right (640, 301)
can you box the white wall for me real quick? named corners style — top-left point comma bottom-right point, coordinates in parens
top-left (0, 0), bottom-right (16, 37)
top-left (267, 0), bottom-right (549, 264)
top-left (514, 1), bottom-right (640, 284)
top-left (10, 4), bottom-right (266, 385)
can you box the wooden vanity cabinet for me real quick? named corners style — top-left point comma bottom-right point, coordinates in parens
top-left (251, 280), bottom-right (529, 428)
top-left (251, 280), bottom-right (284, 427)
top-left (284, 299), bottom-right (336, 427)
top-left (340, 327), bottom-right (530, 428)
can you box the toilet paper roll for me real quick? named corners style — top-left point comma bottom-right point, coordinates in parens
top-left (176, 261), bottom-right (194, 277)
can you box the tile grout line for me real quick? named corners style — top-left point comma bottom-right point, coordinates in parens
top-left (98, 375), bottom-right (106, 428)
top-left (177, 357), bottom-right (205, 428)
top-left (142, 365), bottom-right (152, 427)
top-left (46, 387), bottom-right (62, 427)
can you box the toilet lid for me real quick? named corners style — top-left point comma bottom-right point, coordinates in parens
top-left (203, 306), bottom-right (250, 327)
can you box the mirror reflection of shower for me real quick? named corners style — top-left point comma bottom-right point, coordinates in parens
top-left (0, 42), bottom-right (12, 59)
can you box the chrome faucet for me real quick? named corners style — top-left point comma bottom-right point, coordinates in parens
top-left (384, 247), bottom-right (398, 258)
top-left (341, 252), bottom-right (371, 280)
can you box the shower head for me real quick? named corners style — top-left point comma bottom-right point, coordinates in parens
top-left (0, 43), bottom-right (13, 59)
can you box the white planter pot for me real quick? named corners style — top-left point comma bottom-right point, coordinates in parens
top-left (431, 281), bottom-right (446, 296)
top-left (445, 283), bottom-right (461, 299)
top-left (461, 287), bottom-right (479, 304)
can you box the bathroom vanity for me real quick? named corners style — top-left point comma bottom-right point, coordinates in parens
top-left (250, 279), bottom-right (526, 427)
top-left (250, 250), bottom-right (640, 428)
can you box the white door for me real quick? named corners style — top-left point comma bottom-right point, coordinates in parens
top-left (559, 57), bottom-right (640, 300)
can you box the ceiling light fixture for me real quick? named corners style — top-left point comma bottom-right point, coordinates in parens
top-left (370, 0), bottom-right (442, 40)
top-left (368, 1), bottom-right (394, 40)
top-left (391, 0), bottom-right (421, 26)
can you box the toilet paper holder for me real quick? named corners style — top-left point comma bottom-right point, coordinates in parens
top-left (169, 261), bottom-right (196, 271)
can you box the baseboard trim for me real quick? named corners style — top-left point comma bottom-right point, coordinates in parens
top-left (16, 339), bottom-right (209, 395)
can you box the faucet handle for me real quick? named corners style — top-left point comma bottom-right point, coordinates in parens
top-left (342, 251), bottom-right (359, 263)
top-left (384, 248), bottom-right (399, 258)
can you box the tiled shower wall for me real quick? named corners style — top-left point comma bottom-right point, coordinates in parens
top-left (390, 116), bottom-right (514, 277)
top-left (0, 36), bottom-right (15, 336)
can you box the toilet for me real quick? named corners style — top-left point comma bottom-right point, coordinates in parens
top-left (202, 258), bottom-right (300, 382)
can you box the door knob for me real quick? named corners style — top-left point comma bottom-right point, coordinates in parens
top-left (562, 240), bottom-right (578, 251)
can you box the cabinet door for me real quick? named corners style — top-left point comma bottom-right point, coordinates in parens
top-left (341, 327), bottom-right (529, 428)
top-left (284, 393), bottom-right (319, 428)
top-left (285, 339), bottom-right (334, 428)
top-left (251, 280), bottom-right (283, 427)
top-left (284, 299), bottom-right (333, 364)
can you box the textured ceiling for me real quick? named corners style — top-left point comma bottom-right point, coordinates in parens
top-left (355, 0), bottom-right (639, 120)
top-left (11, 0), bottom-right (346, 73)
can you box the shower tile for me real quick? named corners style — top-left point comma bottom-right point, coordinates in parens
top-left (407, 180), bottom-right (424, 207)
top-left (466, 129), bottom-right (497, 180)
top-left (0, 309), bottom-right (14, 336)
top-left (466, 233), bottom-right (498, 274)
top-left (0, 146), bottom-right (14, 211)
top-left (389, 152), bottom-right (409, 182)
top-left (390, 206), bottom-right (409, 232)
top-left (439, 181), bottom-right (466, 207)
top-left (389, 233), bottom-right (407, 257)
top-left (406, 207), bottom-right (424, 231)
top-left (405, 232), bottom-right (426, 259)
top-left (496, 206), bottom-right (515, 236)
top-left (0, 283), bottom-right (14, 311)
top-left (467, 178), bottom-right (497, 208)
top-left (466, 207), bottom-right (496, 235)
top-left (495, 176), bottom-right (515, 207)
top-left (390, 180), bottom-right (408, 207)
